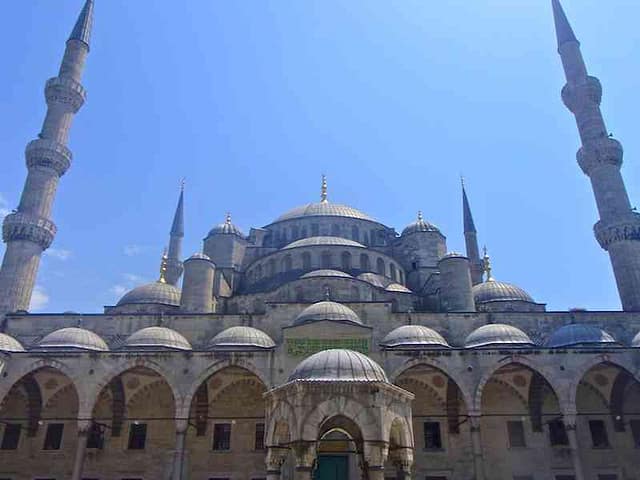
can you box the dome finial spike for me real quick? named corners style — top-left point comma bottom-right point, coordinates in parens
top-left (159, 248), bottom-right (169, 284)
top-left (482, 246), bottom-right (494, 282)
top-left (225, 212), bottom-right (232, 225)
top-left (320, 174), bottom-right (328, 203)
top-left (417, 210), bottom-right (423, 222)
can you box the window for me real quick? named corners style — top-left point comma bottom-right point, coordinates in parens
top-left (213, 423), bottom-right (231, 451)
top-left (376, 258), bottom-right (386, 276)
top-left (555, 476), bottom-right (575, 480)
top-left (127, 423), bottom-right (147, 450)
top-left (1, 423), bottom-right (21, 450)
top-left (360, 254), bottom-right (370, 271)
top-left (87, 423), bottom-right (104, 449)
top-left (631, 420), bottom-right (640, 448)
top-left (302, 252), bottom-right (312, 270)
top-left (423, 422), bottom-right (442, 450)
top-left (597, 475), bottom-right (618, 480)
top-left (390, 264), bottom-right (397, 281)
top-left (311, 224), bottom-right (319, 236)
top-left (341, 251), bottom-right (352, 270)
top-left (425, 477), bottom-right (448, 480)
top-left (351, 226), bottom-right (360, 242)
top-left (549, 419), bottom-right (569, 446)
top-left (321, 252), bottom-right (332, 268)
top-left (507, 421), bottom-right (526, 448)
top-left (331, 224), bottom-right (340, 236)
top-left (589, 420), bottom-right (610, 448)
top-left (43, 423), bottom-right (64, 450)
top-left (209, 477), bottom-right (230, 480)
top-left (513, 477), bottom-right (533, 480)
top-left (254, 423), bottom-right (265, 451)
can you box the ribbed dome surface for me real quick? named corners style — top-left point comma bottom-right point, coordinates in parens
top-left (123, 327), bottom-right (192, 351)
top-left (288, 349), bottom-right (388, 382)
top-left (208, 221), bottom-right (244, 238)
top-left (632, 331), bottom-right (640, 348)
top-left (472, 280), bottom-right (534, 304)
top-left (117, 282), bottom-right (181, 307)
top-left (275, 201), bottom-right (374, 223)
top-left (301, 269), bottom-right (353, 279)
top-left (283, 236), bottom-right (365, 250)
top-left (381, 325), bottom-right (449, 349)
top-left (0, 333), bottom-right (25, 352)
top-left (357, 273), bottom-right (392, 289)
top-left (188, 252), bottom-right (211, 261)
top-left (465, 324), bottom-right (535, 348)
top-left (208, 326), bottom-right (275, 350)
top-left (385, 283), bottom-right (412, 293)
top-left (402, 218), bottom-right (441, 236)
top-left (38, 327), bottom-right (109, 352)
top-left (294, 301), bottom-right (362, 326)
top-left (545, 324), bottom-right (617, 348)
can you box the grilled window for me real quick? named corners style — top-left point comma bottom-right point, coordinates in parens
top-left (507, 421), bottom-right (526, 448)
top-left (589, 420), bottom-right (610, 448)
top-left (254, 423), bottom-right (265, 451)
top-left (127, 423), bottom-right (147, 450)
top-left (213, 423), bottom-right (231, 451)
top-left (87, 423), bottom-right (104, 449)
top-left (43, 423), bottom-right (64, 450)
top-left (1, 423), bottom-right (21, 450)
top-left (549, 419), bottom-right (569, 446)
top-left (423, 422), bottom-right (442, 450)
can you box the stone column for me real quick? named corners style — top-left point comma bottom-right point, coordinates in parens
top-left (564, 415), bottom-right (585, 480)
top-left (70, 420), bottom-right (91, 480)
top-left (292, 442), bottom-right (316, 480)
top-left (170, 420), bottom-right (189, 480)
top-left (364, 441), bottom-right (389, 480)
top-left (390, 447), bottom-right (413, 480)
top-left (469, 414), bottom-right (485, 480)
top-left (266, 447), bottom-right (288, 480)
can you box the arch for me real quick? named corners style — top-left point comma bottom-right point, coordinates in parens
top-left (331, 224), bottom-right (341, 236)
top-left (282, 254), bottom-right (293, 272)
top-left (321, 251), bottom-right (332, 269)
top-left (193, 382), bottom-right (208, 436)
top-left (302, 252), bottom-right (312, 270)
top-left (266, 398), bottom-right (298, 446)
top-left (301, 397), bottom-right (377, 441)
top-left (291, 225), bottom-right (300, 240)
top-left (610, 369), bottom-right (634, 431)
top-left (267, 259), bottom-right (276, 277)
top-left (360, 253), bottom-right (370, 271)
top-left (341, 251), bottom-right (352, 270)
top-left (352, 225), bottom-right (360, 242)
top-left (390, 263), bottom-right (397, 282)
top-left (255, 264), bottom-right (263, 280)
top-left (376, 258), bottom-right (386, 276)
top-left (387, 415), bottom-right (413, 450)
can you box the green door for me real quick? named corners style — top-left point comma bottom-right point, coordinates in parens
top-left (316, 455), bottom-right (349, 480)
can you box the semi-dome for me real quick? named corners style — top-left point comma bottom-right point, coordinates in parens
top-left (472, 279), bottom-right (534, 304)
top-left (283, 236), bottom-right (365, 250)
top-left (385, 283), bottom-right (412, 293)
top-left (287, 349), bottom-right (388, 382)
top-left (357, 272), bottom-right (392, 289)
top-left (402, 212), bottom-right (441, 236)
top-left (632, 331), bottom-right (640, 348)
top-left (0, 333), bottom-right (25, 352)
top-left (208, 326), bottom-right (275, 350)
top-left (381, 325), bottom-right (449, 349)
top-left (294, 301), bottom-right (362, 326)
top-left (545, 324), bottom-right (617, 348)
top-left (465, 324), bottom-right (535, 348)
top-left (117, 281), bottom-right (181, 307)
top-left (123, 326), bottom-right (192, 351)
top-left (208, 213), bottom-right (244, 238)
top-left (38, 327), bottom-right (109, 352)
top-left (274, 201), bottom-right (374, 223)
top-left (301, 269), bottom-right (353, 279)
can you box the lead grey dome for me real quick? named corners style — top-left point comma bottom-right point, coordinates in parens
top-left (301, 269), bottom-right (353, 279)
top-left (208, 221), bottom-right (244, 238)
top-left (294, 301), bottom-right (362, 326)
top-left (402, 216), bottom-right (441, 236)
top-left (545, 324), bottom-right (617, 348)
top-left (38, 327), bottom-right (109, 352)
top-left (357, 272), bottom-right (392, 289)
top-left (208, 326), bottom-right (275, 350)
top-left (472, 280), bottom-right (534, 304)
top-left (385, 283), bottom-right (412, 293)
top-left (283, 236), bottom-right (365, 250)
top-left (632, 331), bottom-right (640, 348)
top-left (274, 201), bottom-right (374, 223)
top-left (117, 281), bottom-right (181, 307)
top-left (0, 333), bottom-right (25, 352)
top-left (465, 324), bottom-right (535, 348)
top-left (287, 349), bottom-right (388, 382)
top-left (381, 325), bottom-right (449, 349)
top-left (188, 252), bottom-right (211, 261)
top-left (123, 326), bottom-right (192, 351)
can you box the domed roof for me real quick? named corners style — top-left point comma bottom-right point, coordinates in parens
top-left (357, 272), bottom-right (392, 289)
top-left (294, 301), bottom-right (362, 326)
top-left (301, 269), bottom-right (353, 279)
top-left (385, 283), bottom-right (412, 293)
top-left (381, 325), bottom-right (449, 349)
top-left (116, 281), bottom-right (181, 307)
top-left (283, 236), bottom-right (365, 250)
top-left (545, 324), bottom-right (617, 348)
top-left (0, 333), bottom-right (25, 353)
top-left (402, 212), bottom-right (441, 236)
top-left (208, 326), bottom-right (275, 350)
top-left (187, 252), bottom-right (211, 261)
top-left (287, 349), bottom-right (388, 383)
top-left (472, 280), bottom-right (534, 304)
top-left (274, 201), bottom-right (374, 223)
top-left (465, 324), bottom-right (535, 348)
top-left (208, 214), bottom-right (244, 238)
top-left (632, 331), bottom-right (640, 348)
top-left (123, 326), bottom-right (192, 351)
top-left (38, 327), bottom-right (109, 352)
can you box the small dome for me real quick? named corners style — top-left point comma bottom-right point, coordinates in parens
top-left (283, 236), bottom-right (365, 250)
top-left (123, 326), bottom-right (192, 351)
top-left (288, 349), bottom-right (388, 382)
top-left (208, 326), bottom-right (275, 350)
top-left (208, 222), bottom-right (244, 238)
top-left (465, 324), bottom-right (535, 348)
top-left (188, 252), bottom-right (211, 261)
top-left (632, 331), bottom-right (640, 348)
top-left (117, 281), bottom-right (181, 307)
top-left (357, 272), bottom-right (392, 289)
top-left (545, 324), bottom-right (617, 348)
top-left (381, 325), bottom-right (449, 349)
top-left (301, 269), bottom-right (353, 279)
top-left (385, 283), bottom-right (412, 293)
top-left (0, 333), bottom-right (25, 353)
top-left (472, 280), bottom-right (534, 304)
top-left (294, 301), bottom-right (362, 326)
top-left (274, 201), bottom-right (374, 223)
top-left (38, 327), bottom-right (109, 352)
top-left (402, 212), bottom-right (441, 236)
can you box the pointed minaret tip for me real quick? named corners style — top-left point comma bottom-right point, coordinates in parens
top-left (69, 0), bottom-right (95, 49)
top-left (552, 0), bottom-right (579, 49)
top-left (462, 179), bottom-right (477, 234)
top-left (320, 175), bottom-right (328, 203)
top-left (170, 184), bottom-right (185, 237)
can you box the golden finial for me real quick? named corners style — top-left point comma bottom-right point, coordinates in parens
top-left (482, 246), bottom-right (493, 282)
top-left (159, 248), bottom-right (168, 284)
top-left (417, 211), bottom-right (424, 222)
top-left (320, 175), bottom-right (328, 203)
top-left (225, 212), bottom-right (232, 225)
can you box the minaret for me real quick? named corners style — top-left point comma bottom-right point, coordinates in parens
top-left (165, 184), bottom-right (184, 285)
top-left (0, 0), bottom-right (94, 315)
top-left (552, 0), bottom-right (640, 311)
top-left (462, 179), bottom-right (483, 285)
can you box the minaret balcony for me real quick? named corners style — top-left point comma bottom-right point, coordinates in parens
top-left (561, 75), bottom-right (602, 113)
top-left (577, 137), bottom-right (623, 175)
top-left (45, 76), bottom-right (86, 113)
top-left (2, 213), bottom-right (57, 250)
top-left (594, 213), bottom-right (640, 250)
top-left (25, 138), bottom-right (72, 176)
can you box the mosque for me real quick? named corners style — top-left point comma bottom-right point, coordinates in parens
top-left (0, 1), bottom-right (639, 479)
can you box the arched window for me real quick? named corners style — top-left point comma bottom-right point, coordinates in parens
top-left (390, 263), bottom-right (397, 282)
top-left (321, 251), bottom-right (332, 268)
top-left (301, 227), bottom-right (308, 238)
top-left (399, 270), bottom-right (404, 285)
top-left (376, 258), bottom-right (386, 276)
top-left (360, 254), bottom-right (370, 271)
top-left (364, 233), bottom-right (370, 246)
top-left (295, 286), bottom-right (304, 302)
top-left (291, 226), bottom-right (300, 239)
top-left (331, 224), bottom-right (341, 236)
top-left (351, 225), bottom-right (360, 242)
top-left (311, 224), bottom-right (320, 236)
top-left (350, 286), bottom-right (360, 301)
top-left (341, 251), bottom-right (352, 270)
top-left (282, 255), bottom-right (293, 272)
top-left (267, 259), bottom-right (276, 277)
top-left (302, 252), bottom-right (312, 270)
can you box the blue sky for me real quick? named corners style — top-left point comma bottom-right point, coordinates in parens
top-left (1, 0), bottom-right (639, 313)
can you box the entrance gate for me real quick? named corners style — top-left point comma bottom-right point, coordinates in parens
top-left (316, 455), bottom-right (348, 480)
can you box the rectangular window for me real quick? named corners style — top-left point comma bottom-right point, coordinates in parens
top-left (631, 420), bottom-right (640, 448)
top-left (513, 477), bottom-right (534, 480)
top-left (549, 419), bottom-right (569, 446)
top-left (86, 423), bottom-right (104, 449)
top-left (127, 423), bottom-right (147, 450)
top-left (597, 476), bottom-right (618, 480)
top-left (555, 476), bottom-right (576, 480)
top-left (423, 422), bottom-right (442, 450)
top-left (43, 423), bottom-right (64, 450)
top-left (507, 421), bottom-right (526, 448)
top-left (589, 420), bottom-right (610, 448)
top-left (254, 422), bottom-right (265, 451)
top-left (1, 423), bottom-right (21, 450)
top-left (425, 477), bottom-right (448, 480)
top-left (212, 423), bottom-right (231, 451)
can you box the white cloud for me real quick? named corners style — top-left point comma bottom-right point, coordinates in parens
top-left (30, 285), bottom-right (49, 312)
top-left (44, 248), bottom-right (72, 261)
top-left (109, 273), bottom-right (147, 301)
top-left (109, 284), bottom-right (128, 297)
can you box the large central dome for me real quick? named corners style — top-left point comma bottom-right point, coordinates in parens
top-left (274, 200), bottom-right (374, 223)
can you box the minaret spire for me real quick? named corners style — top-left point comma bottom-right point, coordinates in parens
top-left (320, 175), bottom-right (328, 203)
top-left (0, 1), bottom-right (94, 315)
top-left (553, 1), bottom-right (640, 311)
top-left (165, 183), bottom-right (185, 286)
top-left (462, 179), bottom-right (483, 285)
